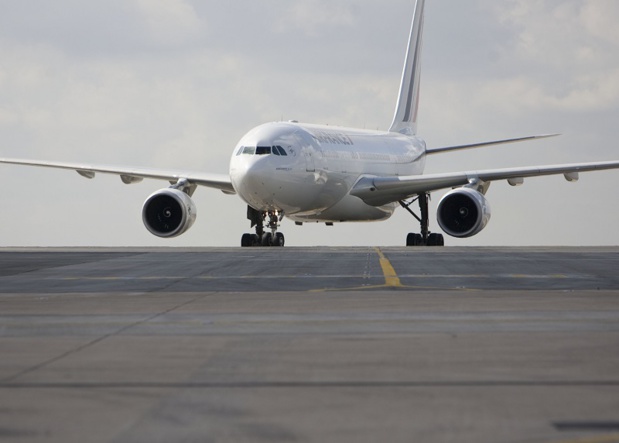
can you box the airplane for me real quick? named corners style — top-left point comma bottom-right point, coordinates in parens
top-left (2, 0), bottom-right (619, 247)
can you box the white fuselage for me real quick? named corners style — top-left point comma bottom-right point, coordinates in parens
top-left (229, 122), bottom-right (426, 222)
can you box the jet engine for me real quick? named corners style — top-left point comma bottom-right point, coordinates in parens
top-left (142, 188), bottom-right (197, 238)
top-left (437, 187), bottom-right (491, 238)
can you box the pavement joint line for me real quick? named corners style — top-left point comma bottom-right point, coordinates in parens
top-left (2, 380), bottom-right (619, 389)
top-left (0, 293), bottom-right (207, 384)
top-left (308, 284), bottom-right (465, 293)
top-left (551, 434), bottom-right (619, 443)
top-left (44, 274), bottom-right (581, 281)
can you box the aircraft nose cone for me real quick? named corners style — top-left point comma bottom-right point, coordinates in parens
top-left (231, 157), bottom-right (274, 209)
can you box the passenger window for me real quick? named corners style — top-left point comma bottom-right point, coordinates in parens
top-left (256, 146), bottom-right (272, 155)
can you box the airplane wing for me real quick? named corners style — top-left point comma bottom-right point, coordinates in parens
top-left (350, 160), bottom-right (619, 206)
top-left (0, 158), bottom-right (235, 194)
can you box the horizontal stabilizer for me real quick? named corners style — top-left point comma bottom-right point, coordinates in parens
top-left (426, 134), bottom-right (559, 155)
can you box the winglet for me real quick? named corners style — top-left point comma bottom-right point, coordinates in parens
top-left (388, 0), bottom-right (426, 136)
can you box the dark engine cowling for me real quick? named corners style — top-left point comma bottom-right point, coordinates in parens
top-left (437, 187), bottom-right (491, 238)
top-left (142, 189), bottom-right (197, 238)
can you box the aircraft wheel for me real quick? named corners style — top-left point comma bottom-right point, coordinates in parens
top-left (427, 233), bottom-right (444, 246)
top-left (261, 232), bottom-right (273, 247)
top-left (437, 233), bottom-right (445, 246)
top-left (274, 232), bottom-right (285, 247)
top-left (406, 233), bottom-right (423, 246)
top-left (241, 233), bottom-right (252, 247)
top-left (406, 233), bottom-right (414, 246)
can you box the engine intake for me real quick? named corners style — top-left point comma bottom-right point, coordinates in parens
top-left (142, 188), bottom-right (197, 238)
top-left (437, 187), bottom-right (491, 238)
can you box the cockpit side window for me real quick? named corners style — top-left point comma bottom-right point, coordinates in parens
top-left (236, 146), bottom-right (244, 156)
top-left (274, 145), bottom-right (287, 156)
top-left (242, 146), bottom-right (256, 155)
top-left (256, 146), bottom-right (271, 155)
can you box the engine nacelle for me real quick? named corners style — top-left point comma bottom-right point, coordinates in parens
top-left (437, 187), bottom-right (491, 238)
top-left (142, 188), bottom-right (197, 238)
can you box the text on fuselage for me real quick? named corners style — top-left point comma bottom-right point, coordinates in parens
top-left (311, 131), bottom-right (354, 146)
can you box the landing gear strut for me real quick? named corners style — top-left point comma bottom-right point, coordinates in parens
top-left (241, 206), bottom-right (285, 247)
top-left (399, 193), bottom-right (444, 247)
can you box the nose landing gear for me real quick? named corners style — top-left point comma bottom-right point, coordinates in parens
top-left (400, 193), bottom-right (444, 247)
top-left (241, 206), bottom-right (285, 247)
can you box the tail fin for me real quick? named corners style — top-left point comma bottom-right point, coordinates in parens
top-left (389, 0), bottom-right (426, 135)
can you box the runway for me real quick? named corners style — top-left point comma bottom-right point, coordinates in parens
top-left (3, 246), bottom-right (619, 293)
top-left (1, 247), bottom-right (619, 442)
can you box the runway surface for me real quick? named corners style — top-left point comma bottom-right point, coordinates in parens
top-left (1, 247), bottom-right (619, 442)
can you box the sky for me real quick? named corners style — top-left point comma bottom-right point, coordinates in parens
top-left (1, 0), bottom-right (618, 247)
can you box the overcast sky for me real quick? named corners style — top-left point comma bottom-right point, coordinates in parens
top-left (1, 0), bottom-right (618, 247)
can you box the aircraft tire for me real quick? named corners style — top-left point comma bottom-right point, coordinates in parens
top-left (241, 233), bottom-right (252, 247)
top-left (427, 233), bottom-right (445, 246)
top-left (261, 232), bottom-right (273, 246)
top-left (274, 232), bottom-right (285, 247)
top-left (406, 233), bottom-right (423, 246)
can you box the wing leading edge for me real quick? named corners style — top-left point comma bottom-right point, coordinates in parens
top-left (0, 158), bottom-right (235, 194)
top-left (351, 160), bottom-right (619, 206)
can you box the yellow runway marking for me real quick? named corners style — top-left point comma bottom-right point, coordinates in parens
top-left (374, 247), bottom-right (403, 288)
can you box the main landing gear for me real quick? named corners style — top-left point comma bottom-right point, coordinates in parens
top-left (399, 193), bottom-right (444, 247)
top-left (241, 206), bottom-right (285, 247)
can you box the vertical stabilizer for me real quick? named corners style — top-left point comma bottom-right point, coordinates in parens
top-left (389, 0), bottom-right (425, 135)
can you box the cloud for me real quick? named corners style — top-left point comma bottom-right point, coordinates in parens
top-left (1, 0), bottom-right (618, 246)
top-left (0, 44), bottom-right (238, 170)
top-left (275, 1), bottom-right (356, 36)
top-left (488, 0), bottom-right (619, 67)
top-left (132, 0), bottom-right (203, 46)
top-left (581, 0), bottom-right (619, 46)
top-left (461, 0), bottom-right (619, 115)
top-left (0, 0), bottom-right (206, 57)
top-left (469, 71), bottom-right (619, 114)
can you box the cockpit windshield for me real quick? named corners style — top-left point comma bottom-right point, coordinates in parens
top-left (237, 145), bottom-right (287, 156)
